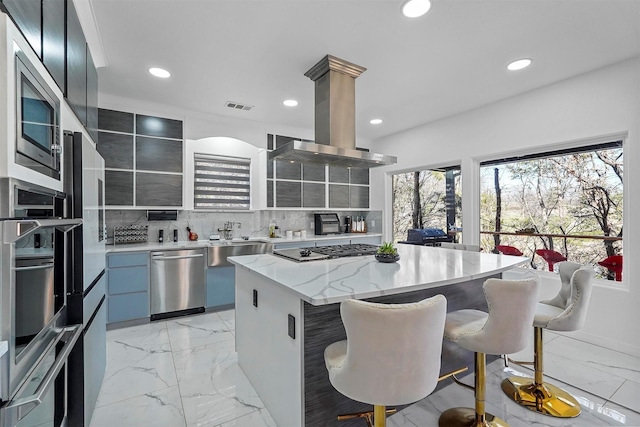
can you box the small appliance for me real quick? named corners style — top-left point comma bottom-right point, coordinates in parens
top-left (14, 49), bottom-right (61, 180)
top-left (314, 213), bottom-right (341, 235)
top-left (344, 216), bottom-right (352, 233)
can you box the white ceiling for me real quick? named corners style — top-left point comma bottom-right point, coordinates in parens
top-left (87, 0), bottom-right (640, 142)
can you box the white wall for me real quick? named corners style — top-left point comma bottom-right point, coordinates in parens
top-left (369, 57), bottom-right (640, 356)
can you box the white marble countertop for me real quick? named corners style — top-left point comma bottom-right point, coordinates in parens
top-left (229, 244), bottom-right (528, 306)
top-left (106, 233), bottom-right (382, 253)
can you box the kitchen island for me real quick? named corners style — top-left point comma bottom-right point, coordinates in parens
top-left (228, 244), bottom-right (528, 427)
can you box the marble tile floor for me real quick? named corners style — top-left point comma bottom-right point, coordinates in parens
top-left (90, 309), bottom-right (640, 427)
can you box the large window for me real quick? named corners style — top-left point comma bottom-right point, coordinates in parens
top-left (480, 142), bottom-right (623, 280)
top-left (392, 167), bottom-right (461, 243)
top-left (193, 153), bottom-right (251, 210)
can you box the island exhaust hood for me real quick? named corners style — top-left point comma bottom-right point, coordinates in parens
top-left (268, 55), bottom-right (397, 168)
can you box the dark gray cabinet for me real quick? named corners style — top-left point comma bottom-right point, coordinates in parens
top-left (275, 181), bottom-right (301, 207)
top-left (66, 1), bottom-right (87, 126)
top-left (97, 132), bottom-right (133, 169)
top-left (350, 168), bottom-right (369, 185)
top-left (99, 108), bottom-right (184, 208)
top-left (98, 109), bottom-right (134, 133)
top-left (105, 171), bottom-right (133, 206)
top-left (136, 173), bottom-right (182, 206)
top-left (329, 184), bottom-right (350, 209)
top-left (303, 163), bottom-right (325, 182)
top-left (276, 160), bottom-right (301, 180)
top-left (329, 166), bottom-right (350, 183)
top-left (136, 136), bottom-right (183, 173)
top-left (350, 185), bottom-right (369, 209)
top-left (266, 133), bottom-right (370, 209)
top-left (42, 0), bottom-right (65, 91)
top-left (303, 182), bottom-right (325, 207)
top-left (86, 47), bottom-right (99, 142)
top-left (2, 0), bottom-right (99, 142)
top-left (1, 0), bottom-right (41, 57)
top-left (136, 115), bottom-right (183, 139)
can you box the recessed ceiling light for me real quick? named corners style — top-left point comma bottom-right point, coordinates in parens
top-left (149, 67), bottom-right (170, 78)
top-left (507, 59), bottom-right (532, 71)
top-left (370, 119), bottom-right (383, 125)
top-left (283, 99), bottom-right (299, 107)
top-left (401, 0), bottom-right (431, 18)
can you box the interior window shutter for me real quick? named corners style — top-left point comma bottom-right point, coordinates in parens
top-left (194, 154), bottom-right (251, 210)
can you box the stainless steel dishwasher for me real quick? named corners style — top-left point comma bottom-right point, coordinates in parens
top-left (150, 249), bottom-right (205, 320)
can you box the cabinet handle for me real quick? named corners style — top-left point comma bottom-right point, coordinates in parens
top-left (15, 263), bottom-right (55, 272)
top-left (152, 254), bottom-right (204, 260)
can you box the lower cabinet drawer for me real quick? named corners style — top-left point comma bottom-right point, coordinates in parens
top-left (108, 266), bottom-right (148, 294)
top-left (108, 292), bottom-right (148, 323)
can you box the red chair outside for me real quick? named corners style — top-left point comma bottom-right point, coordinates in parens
top-left (495, 245), bottom-right (523, 256)
top-left (598, 255), bottom-right (623, 282)
top-left (535, 249), bottom-right (567, 272)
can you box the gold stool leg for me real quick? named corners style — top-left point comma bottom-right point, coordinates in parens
top-left (501, 327), bottom-right (581, 418)
top-left (337, 407), bottom-right (396, 427)
top-left (374, 405), bottom-right (386, 427)
top-left (439, 353), bottom-right (509, 427)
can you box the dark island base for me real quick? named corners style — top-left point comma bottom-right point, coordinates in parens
top-left (303, 275), bottom-right (500, 427)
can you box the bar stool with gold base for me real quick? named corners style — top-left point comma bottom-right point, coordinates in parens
top-left (439, 277), bottom-right (540, 427)
top-left (501, 262), bottom-right (594, 418)
top-left (324, 295), bottom-right (447, 427)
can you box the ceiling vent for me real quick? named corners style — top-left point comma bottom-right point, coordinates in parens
top-left (225, 101), bottom-right (254, 111)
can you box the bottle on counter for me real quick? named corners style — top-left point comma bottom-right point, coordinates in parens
top-left (158, 229), bottom-right (164, 243)
top-left (173, 229), bottom-right (179, 242)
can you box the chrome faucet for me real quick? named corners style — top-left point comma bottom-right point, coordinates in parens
top-left (218, 221), bottom-right (241, 240)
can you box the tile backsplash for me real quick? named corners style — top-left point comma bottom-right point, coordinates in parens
top-left (105, 210), bottom-right (382, 244)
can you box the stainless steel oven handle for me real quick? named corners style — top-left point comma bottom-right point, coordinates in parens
top-left (2, 218), bottom-right (82, 243)
top-left (4, 325), bottom-right (82, 423)
top-left (152, 254), bottom-right (204, 260)
top-left (14, 263), bottom-right (55, 272)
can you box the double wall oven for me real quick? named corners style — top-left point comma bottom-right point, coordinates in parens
top-left (0, 179), bottom-right (81, 426)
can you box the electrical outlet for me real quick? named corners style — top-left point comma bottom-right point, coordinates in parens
top-left (371, 220), bottom-right (376, 227)
top-left (310, 222), bottom-right (314, 229)
top-left (288, 314), bottom-right (295, 339)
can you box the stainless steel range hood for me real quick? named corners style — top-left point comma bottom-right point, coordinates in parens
top-left (268, 55), bottom-right (397, 168)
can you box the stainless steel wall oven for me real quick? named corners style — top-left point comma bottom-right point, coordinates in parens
top-left (0, 179), bottom-right (81, 426)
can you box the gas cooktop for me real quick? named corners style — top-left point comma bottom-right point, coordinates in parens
top-left (273, 243), bottom-right (380, 262)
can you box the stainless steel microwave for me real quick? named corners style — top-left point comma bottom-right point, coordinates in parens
top-left (15, 49), bottom-right (61, 180)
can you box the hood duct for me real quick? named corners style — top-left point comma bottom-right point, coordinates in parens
top-left (268, 55), bottom-right (397, 168)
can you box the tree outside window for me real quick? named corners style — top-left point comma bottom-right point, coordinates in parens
top-left (480, 142), bottom-right (623, 280)
top-left (392, 167), bottom-right (462, 243)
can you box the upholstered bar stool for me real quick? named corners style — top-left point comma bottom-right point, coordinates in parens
top-left (502, 262), bottom-right (594, 418)
top-left (324, 295), bottom-right (447, 427)
top-left (439, 277), bottom-right (540, 427)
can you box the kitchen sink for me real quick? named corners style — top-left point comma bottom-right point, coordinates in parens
top-left (207, 241), bottom-right (273, 267)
